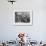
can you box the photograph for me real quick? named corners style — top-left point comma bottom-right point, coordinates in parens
top-left (15, 10), bottom-right (32, 26)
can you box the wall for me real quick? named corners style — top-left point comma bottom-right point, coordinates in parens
top-left (0, 0), bottom-right (46, 41)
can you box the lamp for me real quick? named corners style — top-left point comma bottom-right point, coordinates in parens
top-left (8, 0), bottom-right (16, 4)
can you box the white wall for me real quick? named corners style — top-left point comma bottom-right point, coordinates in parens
top-left (0, 0), bottom-right (46, 41)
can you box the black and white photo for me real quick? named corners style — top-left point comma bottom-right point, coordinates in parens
top-left (15, 10), bottom-right (32, 26)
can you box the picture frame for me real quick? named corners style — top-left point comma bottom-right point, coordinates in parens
top-left (14, 10), bottom-right (33, 26)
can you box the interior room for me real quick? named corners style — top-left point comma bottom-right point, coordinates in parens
top-left (0, 0), bottom-right (46, 46)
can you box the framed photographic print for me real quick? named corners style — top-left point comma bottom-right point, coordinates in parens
top-left (14, 10), bottom-right (33, 26)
